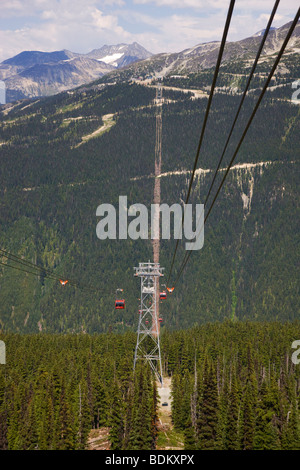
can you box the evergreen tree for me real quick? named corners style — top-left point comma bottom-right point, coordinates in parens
top-left (56, 383), bottom-right (75, 450)
top-left (224, 373), bottom-right (240, 450)
top-left (184, 417), bottom-right (197, 450)
top-left (109, 383), bottom-right (124, 450)
top-left (240, 345), bottom-right (257, 450)
top-left (241, 380), bottom-right (256, 450)
top-left (123, 382), bottom-right (134, 450)
top-left (150, 379), bottom-right (159, 450)
top-left (128, 367), bottom-right (152, 450)
top-left (0, 373), bottom-right (8, 450)
top-left (281, 382), bottom-right (300, 450)
top-left (196, 362), bottom-right (219, 450)
top-left (254, 380), bottom-right (281, 450)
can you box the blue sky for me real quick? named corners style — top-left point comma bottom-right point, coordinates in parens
top-left (0, 0), bottom-right (297, 61)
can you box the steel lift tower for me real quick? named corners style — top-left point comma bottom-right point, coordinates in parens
top-left (133, 262), bottom-right (164, 386)
top-left (152, 78), bottom-right (163, 337)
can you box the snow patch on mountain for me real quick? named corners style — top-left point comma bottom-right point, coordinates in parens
top-left (254, 26), bottom-right (277, 37)
top-left (98, 53), bottom-right (124, 66)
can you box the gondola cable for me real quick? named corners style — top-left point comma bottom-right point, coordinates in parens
top-left (168, 0), bottom-right (281, 287)
top-left (0, 249), bottom-right (99, 293)
top-left (171, 6), bottom-right (300, 288)
top-left (166, 0), bottom-right (236, 288)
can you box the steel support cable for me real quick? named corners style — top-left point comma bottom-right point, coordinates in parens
top-left (0, 248), bottom-right (99, 293)
top-left (0, 248), bottom-right (67, 281)
top-left (166, 0), bottom-right (236, 288)
top-left (170, 0), bottom-right (281, 286)
top-left (172, 7), bottom-right (300, 287)
top-left (0, 258), bottom-right (99, 293)
top-left (0, 260), bottom-right (59, 280)
top-left (204, 0), bottom-right (280, 208)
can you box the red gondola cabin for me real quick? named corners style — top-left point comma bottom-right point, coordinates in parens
top-left (160, 291), bottom-right (167, 300)
top-left (115, 299), bottom-right (125, 309)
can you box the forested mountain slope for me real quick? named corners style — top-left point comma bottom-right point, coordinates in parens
top-left (0, 60), bottom-right (299, 333)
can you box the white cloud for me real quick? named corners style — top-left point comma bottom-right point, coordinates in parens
top-left (0, 1), bottom-right (131, 60)
top-left (114, 9), bottom-right (225, 53)
top-left (133, 0), bottom-right (208, 7)
top-left (0, 0), bottom-right (125, 16)
top-left (134, 0), bottom-right (298, 12)
top-left (0, 0), bottom-right (297, 61)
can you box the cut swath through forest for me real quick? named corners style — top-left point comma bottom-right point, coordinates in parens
top-left (74, 113), bottom-right (116, 148)
top-left (156, 377), bottom-right (184, 450)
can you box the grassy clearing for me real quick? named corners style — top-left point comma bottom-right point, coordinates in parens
top-left (74, 113), bottom-right (116, 147)
top-left (157, 427), bottom-right (185, 450)
top-left (57, 100), bottom-right (86, 114)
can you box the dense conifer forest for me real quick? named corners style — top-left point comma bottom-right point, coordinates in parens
top-left (0, 322), bottom-right (299, 450)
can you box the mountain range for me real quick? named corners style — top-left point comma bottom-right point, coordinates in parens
top-left (0, 43), bottom-right (152, 102)
top-left (1, 21), bottom-right (300, 103)
top-left (111, 20), bottom-right (300, 82)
